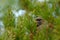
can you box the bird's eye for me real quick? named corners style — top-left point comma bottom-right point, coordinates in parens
top-left (36, 19), bottom-right (42, 21)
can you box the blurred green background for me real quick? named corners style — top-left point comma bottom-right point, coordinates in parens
top-left (0, 0), bottom-right (60, 40)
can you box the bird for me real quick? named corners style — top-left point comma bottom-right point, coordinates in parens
top-left (36, 17), bottom-right (44, 27)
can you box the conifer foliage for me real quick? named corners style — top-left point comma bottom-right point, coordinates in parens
top-left (0, 0), bottom-right (60, 40)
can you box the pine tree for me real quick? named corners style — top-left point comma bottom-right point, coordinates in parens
top-left (0, 0), bottom-right (60, 40)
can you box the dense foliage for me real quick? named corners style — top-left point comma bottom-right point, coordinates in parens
top-left (0, 0), bottom-right (60, 40)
